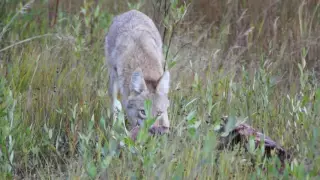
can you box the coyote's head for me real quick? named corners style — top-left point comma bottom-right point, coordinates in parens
top-left (126, 68), bottom-right (170, 135)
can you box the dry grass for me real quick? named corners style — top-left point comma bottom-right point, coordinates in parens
top-left (0, 0), bottom-right (319, 179)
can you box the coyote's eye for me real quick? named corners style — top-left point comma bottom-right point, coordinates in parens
top-left (139, 109), bottom-right (146, 117)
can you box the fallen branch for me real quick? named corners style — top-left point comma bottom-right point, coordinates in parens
top-left (216, 116), bottom-right (292, 167)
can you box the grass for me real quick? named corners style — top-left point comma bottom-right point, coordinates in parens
top-left (0, 0), bottom-right (320, 179)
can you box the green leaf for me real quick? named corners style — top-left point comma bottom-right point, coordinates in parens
top-left (186, 110), bottom-right (196, 121)
top-left (173, 162), bottom-right (184, 180)
top-left (101, 156), bottom-right (113, 169)
top-left (213, 124), bottom-right (222, 132)
top-left (94, 5), bottom-right (100, 18)
top-left (48, 129), bottom-right (53, 139)
top-left (124, 137), bottom-right (134, 147)
top-left (9, 151), bottom-right (14, 163)
top-left (87, 162), bottom-right (97, 178)
top-left (188, 128), bottom-right (196, 137)
top-left (144, 99), bottom-right (152, 119)
top-left (168, 60), bottom-right (177, 69)
top-left (248, 136), bottom-right (256, 154)
top-left (72, 103), bottom-right (78, 120)
top-left (223, 116), bottom-right (237, 134)
top-left (99, 116), bottom-right (106, 129)
top-left (88, 114), bottom-right (94, 131)
top-left (193, 120), bottom-right (201, 129)
top-left (203, 131), bottom-right (217, 155)
top-left (0, 110), bottom-right (7, 117)
top-left (136, 127), bottom-right (149, 144)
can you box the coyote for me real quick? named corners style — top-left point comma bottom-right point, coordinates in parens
top-left (105, 10), bottom-right (170, 135)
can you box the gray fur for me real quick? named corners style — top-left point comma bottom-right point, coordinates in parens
top-left (105, 10), bottom-right (171, 133)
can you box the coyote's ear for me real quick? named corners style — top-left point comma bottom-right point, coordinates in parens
top-left (156, 71), bottom-right (170, 95)
top-left (130, 68), bottom-right (147, 95)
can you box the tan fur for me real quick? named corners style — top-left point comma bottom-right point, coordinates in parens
top-left (105, 10), bottom-right (170, 134)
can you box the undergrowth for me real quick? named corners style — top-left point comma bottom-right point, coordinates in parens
top-left (0, 0), bottom-right (319, 179)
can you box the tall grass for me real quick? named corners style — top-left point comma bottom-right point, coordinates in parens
top-left (0, 0), bottom-right (319, 179)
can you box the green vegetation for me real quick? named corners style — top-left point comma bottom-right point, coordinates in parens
top-left (0, 0), bottom-right (319, 179)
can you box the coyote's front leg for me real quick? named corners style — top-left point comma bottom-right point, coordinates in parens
top-left (108, 68), bottom-right (122, 118)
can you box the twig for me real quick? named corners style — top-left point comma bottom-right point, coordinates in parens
top-left (53, 0), bottom-right (60, 27)
top-left (0, 34), bottom-right (55, 53)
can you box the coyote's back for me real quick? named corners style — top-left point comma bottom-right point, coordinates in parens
top-left (105, 10), bottom-right (171, 135)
